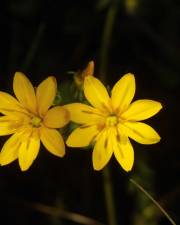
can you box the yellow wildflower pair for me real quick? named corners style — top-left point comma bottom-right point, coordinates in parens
top-left (0, 69), bottom-right (162, 172)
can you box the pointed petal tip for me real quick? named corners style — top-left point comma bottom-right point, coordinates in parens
top-left (123, 72), bottom-right (135, 80)
top-left (88, 60), bottom-right (94, 65)
top-left (92, 151), bottom-right (110, 171)
top-left (43, 76), bottom-right (57, 89)
top-left (52, 145), bottom-right (65, 157)
top-left (125, 72), bottom-right (135, 77)
top-left (19, 162), bottom-right (35, 171)
top-left (66, 135), bottom-right (74, 147)
top-left (93, 166), bottom-right (101, 171)
top-left (87, 60), bottom-right (95, 69)
top-left (115, 156), bottom-right (134, 172)
top-left (58, 150), bottom-right (65, 157)
top-left (66, 139), bottom-right (72, 147)
top-left (159, 102), bottom-right (163, 110)
top-left (47, 76), bottom-right (57, 83)
top-left (117, 157), bottom-right (134, 172)
top-left (121, 99), bottom-right (163, 121)
top-left (14, 71), bottom-right (25, 84)
top-left (150, 132), bottom-right (161, 144)
top-left (19, 159), bottom-right (32, 172)
top-left (123, 164), bottom-right (133, 172)
top-left (82, 61), bottom-right (95, 77)
top-left (14, 72), bottom-right (29, 84)
top-left (0, 160), bottom-right (4, 166)
top-left (156, 135), bottom-right (161, 142)
top-left (0, 156), bottom-right (7, 166)
top-left (124, 73), bottom-right (135, 84)
top-left (155, 101), bottom-right (163, 111)
top-left (20, 166), bottom-right (29, 172)
top-left (92, 162), bottom-right (104, 171)
top-left (14, 71), bottom-right (26, 77)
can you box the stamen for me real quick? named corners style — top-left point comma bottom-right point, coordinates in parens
top-left (106, 115), bottom-right (118, 127)
top-left (31, 116), bottom-right (42, 128)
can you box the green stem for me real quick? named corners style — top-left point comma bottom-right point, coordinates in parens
top-left (102, 167), bottom-right (118, 225)
top-left (99, 2), bottom-right (118, 225)
top-left (22, 22), bottom-right (46, 71)
top-left (130, 178), bottom-right (177, 225)
top-left (99, 1), bottom-right (118, 82)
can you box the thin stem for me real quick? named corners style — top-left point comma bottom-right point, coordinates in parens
top-left (102, 167), bottom-right (118, 225)
top-left (130, 178), bottom-right (176, 225)
top-left (99, 1), bottom-right (118, 225)
top-left (22, 22), bottom-right (46, 71)
top-left (99, 1), bottom-right (118, 82)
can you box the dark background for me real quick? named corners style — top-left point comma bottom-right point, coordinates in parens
top-left (0, 0), bottom-right (179, 225)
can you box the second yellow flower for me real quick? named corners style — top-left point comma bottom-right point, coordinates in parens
top-left (0, 72), bottom-right (69, 171)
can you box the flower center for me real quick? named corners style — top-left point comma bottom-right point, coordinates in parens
top-left (31, 116), bottom-right (42, 127)
top-left (105, 115), bottom-right (118, 127)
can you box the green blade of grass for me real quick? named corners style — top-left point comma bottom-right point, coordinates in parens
top-left (130, 178), bottom-right (176, 225)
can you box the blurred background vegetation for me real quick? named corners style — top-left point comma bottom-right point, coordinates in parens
top-left (0, 0), bottom-right (179, 224)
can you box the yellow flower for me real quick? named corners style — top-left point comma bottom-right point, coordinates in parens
top-left (65, 73), bottom-right (162, 171)
top-left (0, 72), bottom-right (69, 171)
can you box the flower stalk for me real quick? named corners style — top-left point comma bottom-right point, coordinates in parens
top-left (102, 166), bottom-right (118, 225)
top-left (99, 2), bottom-right (118, 225)
top-left (99, 1), bottom-right (118, 82)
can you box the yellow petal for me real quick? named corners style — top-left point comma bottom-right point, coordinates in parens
top-left (92, 129), bottom-right (113, 171)
top-left (111, 73), bottom-right (135, 113)
top-left (18, 129), bottom-right (40, 171)
top-left (66, 125), bottom-right (99, 147)
top-left (44, 106), bottom-right (69, 128)
top-left (64, 103), bottom-right (104, 124)
top-left (113, 135), bottom-right (134, 172)
top-left (120, 121), bottom-right (161, 144)
top-left (121, 99), bottom-right (162, 121)
top-left (0, 91), bottom-right (26, 115)
top-left (13, 72), bottom-right (37, 113)
top-left (84, 76), bottom-right (111, 112)
top-left (0, 132), bottom-right (21, 166)
top-left (36, 76), bottom-right (57, 117)
top-left (0, 116), bottom-right (18, 135)
top-left (0, 112), bottom-right (30, 135)
top-left (40, 126), bottom-right (65, 157)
